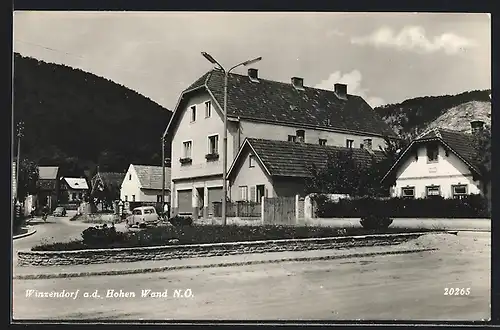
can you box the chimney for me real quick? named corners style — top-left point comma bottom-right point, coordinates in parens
top-left (334, 83), bottom-right (347, 100)
top-left (363, 138), bottom-right (373, 151)
top-left (291, 77), bottom-right (304, 90)
top-left (470, 120), bottom-right (485, 134)
top-left (248, 68), bottom-right (259, 82)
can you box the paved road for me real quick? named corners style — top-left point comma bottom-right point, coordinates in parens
top-left (13, 232), bottom-right (490, 321)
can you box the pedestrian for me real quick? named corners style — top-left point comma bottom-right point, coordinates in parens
top-left (163, 202), bottom-right (170, 220)
top-left (30, 205), bottom-right (36, 219)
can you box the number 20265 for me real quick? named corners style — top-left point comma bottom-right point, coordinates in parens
top-left (444, 288), bottom-right (471, 296)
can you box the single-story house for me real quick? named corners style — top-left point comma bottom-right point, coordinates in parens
top-left (59, 177), bottom-right (89, 203)
top-left (120, 164), bottom-right (171, 209)
top-left (227, 138), bottom-right (384, 201)
top-left (36, 166), bottom-right (60, 211)
top-left (381, 122), bottom-right (488, 200)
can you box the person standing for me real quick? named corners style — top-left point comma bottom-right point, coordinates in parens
top-left (163, 202), bottom-right (170, 220)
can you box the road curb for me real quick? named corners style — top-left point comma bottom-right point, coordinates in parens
top-left (13, 227), bottom-right (37, 240)
top-left (13, 247), bottom-right (436, 280)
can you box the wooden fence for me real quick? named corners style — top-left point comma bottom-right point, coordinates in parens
top-left (262, 197), bottom-right (296, 225)
top-left (213, 201), bottom-right (261, 217)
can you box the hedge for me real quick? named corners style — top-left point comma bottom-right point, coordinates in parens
top-left (314, 194), bottom-right (490, 218)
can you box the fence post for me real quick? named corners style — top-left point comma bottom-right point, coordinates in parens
top-left (295, 194), bottom-right (299, 225)
top-left (261, 196), bottom-right (265, 225)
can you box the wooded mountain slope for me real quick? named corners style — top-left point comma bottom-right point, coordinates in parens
top-left (13, 53), bottom-right (172, 176)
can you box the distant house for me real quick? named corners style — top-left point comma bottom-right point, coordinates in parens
top-left (381, 121), bottom-right (489, 200)
top-left (227, 138), bottom-right (385, 203)
top-left (37, 166), bottom-right (60, 211)
top-left (120, 164), bottom-right (171, 208)
top-left (59, 177), bottom-right (89, 203)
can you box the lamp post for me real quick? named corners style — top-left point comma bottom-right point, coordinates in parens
top-left (161, 135), bottom-right (166, 215)
top-left (16, 121), bottom-right (24, 201)
top-left (201, 52), bottom-right (262, 226)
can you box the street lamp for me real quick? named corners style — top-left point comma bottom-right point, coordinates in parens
top-left (201, 52), bottom-right (262, 225)
top-left (16, 121), bottom-right (24, 201)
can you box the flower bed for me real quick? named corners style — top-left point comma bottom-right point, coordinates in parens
top-left (31, 224), bottom-right (436, 252)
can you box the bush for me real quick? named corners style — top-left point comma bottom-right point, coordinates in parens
top-left (168, 215), bottom-right (193, 227)
top-left (360, 215), bottom-right (393, 230)
top-left (81, 225), bottom-right (125, 247)
top-left (314, 194), bottom-right (490, 218)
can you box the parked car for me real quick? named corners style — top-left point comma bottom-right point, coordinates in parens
top-left (126, 206), bottom-right (160, 227)
top-left (53, 206), bottom-right (67, 217)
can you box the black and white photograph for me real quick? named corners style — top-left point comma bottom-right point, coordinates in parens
top-left (11, 11), bottom-right (491, 322)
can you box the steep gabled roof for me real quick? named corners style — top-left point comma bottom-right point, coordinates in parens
top-left (63, 177), bottom-right (89, 190)
top-left (228, 138), bottom-right (384, 179)
top-left (381, 128), bottom-right (482, 182)
top-left (132, 165), bottom-right (171, 190)
top-left (165, 69), bottom-right (397, 139)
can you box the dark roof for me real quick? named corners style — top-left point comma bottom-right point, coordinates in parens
top-left (133, 165), bottom-right (171, 190)
top-left (382, 128), bottom-right (482, 182)
top-left (168, 69), bottom-right (396, 138)
top-left (229, 138), bottom-right (384, 179)
top-left (97, 172), bottom-right (126, 189)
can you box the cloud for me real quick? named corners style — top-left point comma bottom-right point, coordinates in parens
top-left (350, 26), bottom-right (477, 55)
top-left (315, 70), bottom-right (385, 107)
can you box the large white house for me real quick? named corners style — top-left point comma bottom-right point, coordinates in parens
top-left (381, 121), bottom-right (488, 199)
top-left (164, 68), bottom-right (397, 218)
top-left (120, 164), bottom-right (171, 206)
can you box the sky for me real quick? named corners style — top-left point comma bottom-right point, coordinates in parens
top-left (13, 11), bottom-right (491, 110)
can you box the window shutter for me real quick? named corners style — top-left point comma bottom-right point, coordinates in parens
top-left (250, 186), bottom-right (256, 202)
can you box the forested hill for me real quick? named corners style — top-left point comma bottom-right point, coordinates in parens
top-left (13, 53), bottom-right (173, 176)
top-left (374, 89), bottom-right (491, 139)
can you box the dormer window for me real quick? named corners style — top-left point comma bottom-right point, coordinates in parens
top-left (427, 142), bottom-right (439, 163)
top-left (296, 130), bottom-right (305, 142)
top-left (346, 139), bottom-right (354, 149)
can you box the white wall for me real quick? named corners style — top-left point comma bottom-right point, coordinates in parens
top-left (392, 143), bottom-right (481, 198)
top-left (229, 151), bottom-right (274, 201)
top-left (171, 92), bottom-right (235, 181)
top-left (237, 120), bottom-right (387, 151)
top-left (120, 165), bottom-right (142, 202)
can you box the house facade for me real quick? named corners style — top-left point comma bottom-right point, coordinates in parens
top-left (164, 68), bottom-right (397, 218)
top-left (60, 177), bottom-right (89, 203)
top-left (120, 164), bottom-right (171, 209)
top-left (36, 166), bottom-right (60, 211)
top-left (382, 123), bottom-right (487, 199)
top-left (228, 138), bottom-right (385, 201)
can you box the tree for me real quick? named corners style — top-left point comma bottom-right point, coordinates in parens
top-left (16, 158), bottom-right (39, 201)
top-left (472, 127), bottom-right (491, 179)
top-left (305, 150), bottom-right (362, 195)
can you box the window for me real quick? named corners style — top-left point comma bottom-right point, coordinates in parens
top-left (124, 195), bottom-right (128, 202)
top-left (346, 139), bottom-right (354, 148)
top-left (250, 186), bottom-right (256, 202)
top-left (319, 139), bottom-right (327, 146)
top-left (208, 135), bottom-right (219, 154)
top-left (249, 155), bottom-right (255, 167)
top-left (132, 195), bottom-right (136, 202)
top-left (129, 174), bottom-right (132, 180)
top-left (133, 209), bottom-right (142, 215)
top-left (426, 185), bottom-right (441, 197)
top-left (427, 143), bottom-right (439, 162)
top-left (296, 130), bottom-right (305, 142)
top-left (183, 141), bottom-right (192, 158)
top-left (205, 101), bottom-right (211, 118)
top-left (239, 186), bottom-right (248, 201)
top-left (157, 195), bottom-right (162, 203)
top-left (288, 135), bottom-right (296, 142)
top-left (452, 184), bottom-right (468, 198)
top-left (401, 186), bottom-right (415, 198)
top-left (191, 106), bottom-right (196, 122)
